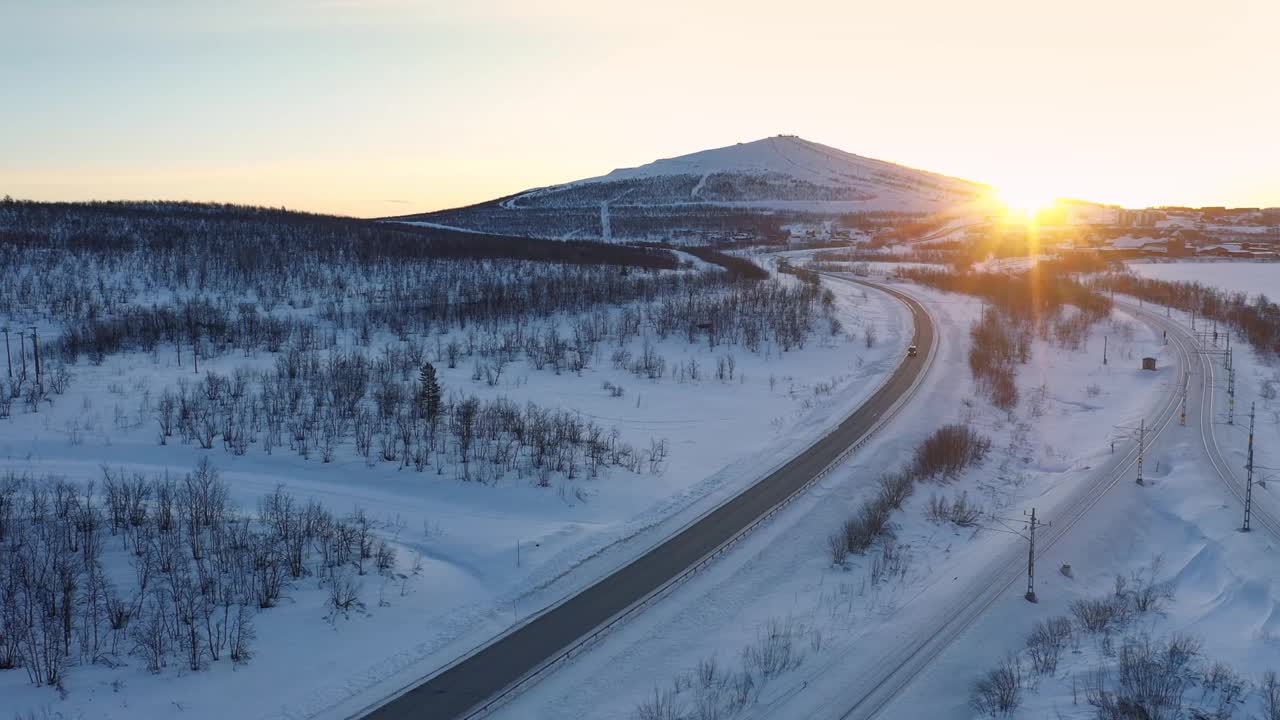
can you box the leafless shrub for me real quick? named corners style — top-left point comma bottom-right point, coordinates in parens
top-left (635, 686), bottom-right (683, 720)
top-left (743, 618), bottom-right (801, 680)
top-left (327, 569), bottom-right (363, 619)
top-left (48, 364), bottom-right (73, 394)
top-left (926, 491), bottom-right (983, 527)
top-left (971, 655), bottom-right (1023, 717)
top-left (913, 424), bottom-right (992, 480)
top-left (876, 471), bottom-right (914, 510)
top-left (827, 532), bottom-right (849, 567)
top-left (1026, 616), bottom-right (1073, 676)
top-left (1118, 561), bottom-right (1175, 614)
top-left (1072, 597), bottom-right (1125, 635)
top-left (869, 537), bottom-right (909, 586)
top-left (1199, 660), bottom-right (1245, 716)
top-left (841, 497), bottom-right (894, 555)
top-left (1087, 634), bottom-right (1197, 720)
top-left (375, 539), bottom-right (397, 575)
top-left (1263, 670), bottom-right (1280, 720)
top-left (130, 602), bottom-right (168, 674)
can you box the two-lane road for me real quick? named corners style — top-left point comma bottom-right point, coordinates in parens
top-left (361, 279), bottom-right (933, 720)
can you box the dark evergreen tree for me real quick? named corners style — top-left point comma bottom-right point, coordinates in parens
top-left (418, 362), bottom-right (441, 421)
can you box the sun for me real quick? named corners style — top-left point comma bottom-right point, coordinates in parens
top-left (996, 186), bottom-right (1057, 217)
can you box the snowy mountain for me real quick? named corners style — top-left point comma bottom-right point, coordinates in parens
top-left (509, 135), bottom-right (986, 211)
top-left (390, 136), bottom-right (991, 241)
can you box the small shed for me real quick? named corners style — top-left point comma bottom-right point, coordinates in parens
top-left (1142, 357), bottom-right (1157, 371)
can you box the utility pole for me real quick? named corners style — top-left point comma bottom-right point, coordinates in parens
top-left (1243, 403), bottom-right (1255, 532)
top-left (1180, 375), bottom-right (1188, 426)
top-left (28, 326), bottom-right (40, 385)
top-left (1103, 336), bottom-right (1108, 366)
top-left (2, 327), bottom-right (10, 379)
top-left (1136, 418), bottom-right (1146, 485)
top-left (1023, 508), bottom-right (1049, 603)
top-left (17, 332), bottom-right (26, 378)
top-left (1228, 367), bottom-right (1236, 425)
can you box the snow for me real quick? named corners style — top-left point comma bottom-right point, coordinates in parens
top-left (0, 275), bottom-right (911, 720)
top-left (578, 136), bottom-right (978, 193)
top-left (1110, 234), bottom-right (1163, 250)
top-left (486, 273), bottom-right (1176, 720)
top-left (507, 135), bottom-right (988, 214)
top-left (8, 248), bottom-right (1277, 720)
top-left (891, 302), bottom-right (1280, 719)
top-left (1129, 259), bottom-right (1280, 302)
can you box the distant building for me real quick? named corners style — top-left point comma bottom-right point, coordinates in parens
top-left (1115, 209), bottom-right (1164, 227)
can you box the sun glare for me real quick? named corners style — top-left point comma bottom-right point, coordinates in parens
top-left (996, 187), bottom-right (1056, 215)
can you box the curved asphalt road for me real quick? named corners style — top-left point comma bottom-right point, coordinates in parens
top-left (362, 279), bottom-right (932, 720)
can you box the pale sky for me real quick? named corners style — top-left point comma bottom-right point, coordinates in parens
top-left (3, 0), bottom-right (1277, 217)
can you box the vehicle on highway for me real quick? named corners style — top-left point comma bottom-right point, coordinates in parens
top-left (907, 344), bottom-right (918, 357)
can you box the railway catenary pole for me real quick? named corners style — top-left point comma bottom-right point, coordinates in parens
top-left (1244, 403), bottom-right (1256, 532)
top-left (1136, 418), bottom-right (1146, 485)
top-left (1180, 374), bottom-right (1188, 426)
top-left (28, 326), bottom-right (40, 385)
top-left (1025, 508), bottom-right (1039, 603)
top-left (1228, 367), bottom-right (1236, 425)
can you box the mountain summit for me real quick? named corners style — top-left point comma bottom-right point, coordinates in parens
top-left (531, 135), bottom-right (986, 209)
top-left (393, 136), bottom-right (989, 241)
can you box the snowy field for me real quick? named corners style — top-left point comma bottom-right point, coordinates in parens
top-left (488, 278), bottom-right (1176, 719)
top-left (0, 272), bottom-right (910, 720)
top-left (894, 300), bottom-right (1280, 719)
top-left (1129, 260), bottom-right (1280, 301)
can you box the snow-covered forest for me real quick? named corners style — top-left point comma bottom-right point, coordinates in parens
top-left (0, 199), bottom-right (907, 718)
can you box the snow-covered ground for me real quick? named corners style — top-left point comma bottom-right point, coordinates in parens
top-left (1129, 259), bottom-right (1280, 301)
top-left (0, 276), bottom-right (911, 719)
top-left (487, 274), bottom-right (1174, 720)
top-left (893, 300), bottom-right (1280, 719)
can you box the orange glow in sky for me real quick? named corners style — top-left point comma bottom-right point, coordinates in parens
top-left (3, 1), bottom-right (1277, 217)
